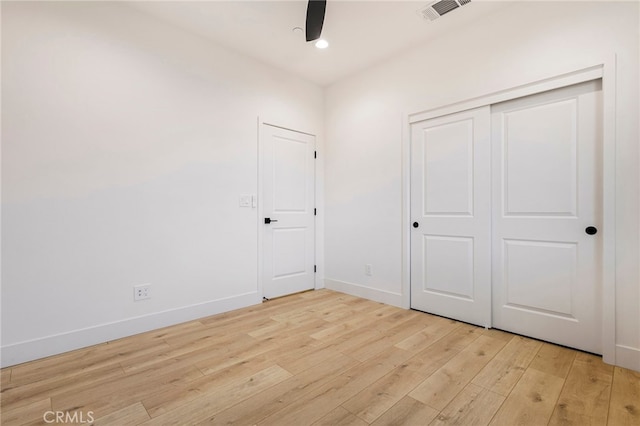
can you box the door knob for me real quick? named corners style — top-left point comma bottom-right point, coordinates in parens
top-left (413, 222), bottom-right (419, 228)
top-left (585, 226), bottom-right (597, 235)
top-left (264, 218), bottom-right (278, 224)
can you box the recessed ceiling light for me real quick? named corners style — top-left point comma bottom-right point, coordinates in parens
top-left (315, 39), bottom-right (329, 49)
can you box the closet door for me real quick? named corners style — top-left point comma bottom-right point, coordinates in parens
top-left (410, 106), bottom-right (492, 327)
top-left (491, 81), bottom-right (602, 354)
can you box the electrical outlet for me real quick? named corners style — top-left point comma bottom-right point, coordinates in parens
top-left (134, 284), bottom-right (151, 301)
top-left (365, 264), bottom-right (372, 276)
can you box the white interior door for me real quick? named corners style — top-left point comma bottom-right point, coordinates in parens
top-left (261, 124), bottom-right (315, 299)
top-left (492, 80), bottom-right (602, 354)
top-left (410, 106), bottom-right (492, 327)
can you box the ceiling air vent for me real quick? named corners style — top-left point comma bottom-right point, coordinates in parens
top-left (418, 0), bottom-right (470, 21)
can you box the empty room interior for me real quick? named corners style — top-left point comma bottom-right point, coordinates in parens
top-left (1, 0), bottom-right (639, 425)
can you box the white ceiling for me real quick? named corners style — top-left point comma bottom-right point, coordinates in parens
top-left (129, 0), bottom-right (510, 86)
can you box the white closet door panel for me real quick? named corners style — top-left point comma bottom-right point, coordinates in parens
top-left (492, 80), bottom-right (602, 354)
top-left (411, 106), bottom-right (491, 327)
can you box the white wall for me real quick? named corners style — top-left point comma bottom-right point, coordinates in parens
top-left (325, 1), bottom-right (640, 370)
top-left (1, 1), bottom-right (323, 366)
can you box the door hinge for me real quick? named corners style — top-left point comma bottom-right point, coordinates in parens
top-left (314, 265), bottom-right (317, 273)
top-left (314, 151), bottom-right (317, 159)
top-left (314, 208), bottom-right (317, 216)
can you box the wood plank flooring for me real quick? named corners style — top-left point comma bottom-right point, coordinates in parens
top-left (1, 289), bottom-right (638, 425)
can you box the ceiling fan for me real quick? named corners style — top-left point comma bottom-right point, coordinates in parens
top-left (305, 0), bottom-right (327, 42)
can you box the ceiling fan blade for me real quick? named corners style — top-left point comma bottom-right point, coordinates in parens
top-left (305, 0), bottom-right (326, 42)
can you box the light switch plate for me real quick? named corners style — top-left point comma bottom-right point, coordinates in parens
top-left (239, 195), bottom-right (251, 207)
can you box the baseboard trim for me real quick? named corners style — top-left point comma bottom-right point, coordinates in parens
top-left (324, 278), bottom-right (403, 307)
top-left (1, 292), bottom-right (261, 368)
top-left (616, 344), bottom-right (640, 372)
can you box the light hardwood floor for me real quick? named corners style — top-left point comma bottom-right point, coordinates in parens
top-left (1, 289), bottom-right (638, 425)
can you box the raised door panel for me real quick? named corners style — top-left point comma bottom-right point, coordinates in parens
top-left (503, 100), bottom-right (578, 217)
top-left (423, 235), bottom-right (474, 299)
top-left (272, 228), bottom-right (307, 279)
top-left (503, 239), bottom-right (576, 317)
top-left (273, 135), bottom-right (309, 213)
top-left (423, 120), bottom-right (474, 216)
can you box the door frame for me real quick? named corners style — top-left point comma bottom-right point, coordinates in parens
top-left (401, 56), bottom-right (618, 365)
top-left (257, 117), bottom-right (319, 300)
